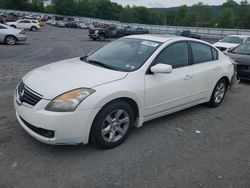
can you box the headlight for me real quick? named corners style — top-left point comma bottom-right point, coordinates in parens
top-left (95, 30), bottom-right (99, 34)
top-left (45, 88), bottom-right (95, 112)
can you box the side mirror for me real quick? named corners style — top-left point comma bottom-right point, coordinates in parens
top-left (151, 63), bottom-right (173, 74)
top-left (219, 39), bottom-right (222, 42)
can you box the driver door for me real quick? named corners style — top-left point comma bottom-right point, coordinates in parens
top-left (144, 42), bottom-right (192, 118)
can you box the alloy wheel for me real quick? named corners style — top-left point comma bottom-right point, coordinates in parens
top-left (101, 109), bottom-right (130, 143)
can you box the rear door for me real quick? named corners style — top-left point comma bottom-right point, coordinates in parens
top-left (190, 42), bottom-right (221, 102)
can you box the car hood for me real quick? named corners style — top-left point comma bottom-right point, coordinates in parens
top-left (214, 42), bottom-right (239, 49)
top-left (23, 58), bottom-right (128, 99)
top-left (226, 52), bottom-right (250, 65)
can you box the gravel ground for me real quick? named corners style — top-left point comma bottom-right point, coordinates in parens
top-left (0, 25), bottom-right (250, 188)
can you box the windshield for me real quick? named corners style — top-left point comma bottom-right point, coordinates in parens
top-left (220, 36), bottom-right (244, 44)
top-left (81, 38), bottom-right (161, 72)
top-left (231, 43), bottom-right (250, 55)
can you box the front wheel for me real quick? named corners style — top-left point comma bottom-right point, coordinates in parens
top-left (90, 100), bottom-right (134, 149)
top-left (98, 34), bottom-right (105, 42)
top-left (207, 79), bottom-right (228, 107)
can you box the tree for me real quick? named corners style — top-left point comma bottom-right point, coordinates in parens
top-left (175, 5), bottom-right (188, 26)
top-left (218, 8), bottom-right (234, 28)
top-left (30, 0), bottom-right (44, 12)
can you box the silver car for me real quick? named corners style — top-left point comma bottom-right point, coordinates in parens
top-left (0, 23), bottom-right (27, 45)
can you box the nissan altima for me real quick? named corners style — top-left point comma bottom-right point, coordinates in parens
top-left (14, 35), bottom-right (237, 148)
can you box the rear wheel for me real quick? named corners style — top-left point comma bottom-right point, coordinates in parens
top-left (31, 26), bottom-right (37, 31)
top-left (90, 100), bottom-right (134, 149)
top-left (10, 25), bottom-right (16, 28)
top-left (207, 79), bottom-right (228, 107)
top-left (5, 35), bottom-right (17, 45)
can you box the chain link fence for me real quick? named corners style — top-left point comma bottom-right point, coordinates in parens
top-left (1, 8), bottom-right (250, 39)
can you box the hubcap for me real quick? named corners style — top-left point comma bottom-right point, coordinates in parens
top-left (214, 83), bottom-right (225, 104)
top-left (102, 109), bottom-right (130, 143)
top-left (6, 37), bottom-right (15, 45)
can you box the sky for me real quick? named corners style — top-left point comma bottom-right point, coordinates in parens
top-left (111, 0), bottom-right (242, 8)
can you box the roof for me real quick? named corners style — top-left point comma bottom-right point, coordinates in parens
top-left (125, 34), bottom-right (180, 43)
top-left (228, 35), bottom-right (250, 38)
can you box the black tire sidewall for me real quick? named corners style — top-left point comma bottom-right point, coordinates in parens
top-left (90, 100), bottom-right (134, 149)
top-left (209, 79), bottom-right (227, 107)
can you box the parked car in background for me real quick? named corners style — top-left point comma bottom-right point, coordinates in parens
top-left (6, 19), bottom-right (40, 31)
top-left (14, 35), bottom-right (236, 148)
top-left (226, 42), bottom-right (250, 81)
top-left (56, 20), bottom-right (65, 27)
top-left (65, 21), bottom-right (77, 28)
top-left (89, 25), bottom-right (126, 41)
top-left (126, 27), bottom-right (149, 35)
top-left (0, 23), bottom-right (27, 45)
top-left (181, 30), bottom-right (201, 39)
top-left (214, 35), bottom-right (250, 52)
top-left (1, 13), bottom-right (17, 22)
top-left (76, 21), bottom-right (89, 29)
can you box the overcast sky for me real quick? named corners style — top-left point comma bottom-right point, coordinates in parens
top-left (111, 0), bottom-right (242, 8)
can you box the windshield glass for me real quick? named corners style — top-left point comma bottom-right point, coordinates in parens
top-left (221, 36), bottom-right (244, 44)
top-left (231, 43), bottom-right (250, 55)
top-left (82, 38), bottom-right (161, 72)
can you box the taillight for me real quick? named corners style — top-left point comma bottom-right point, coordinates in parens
top-left (19, 30), bottom-right (26, 35)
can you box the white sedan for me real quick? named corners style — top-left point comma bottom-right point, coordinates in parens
top-left (214, 35), bottom-right (250, 52)
top-left (14, 35), bottom-right (237, 148)
top-left (6, 19), bottom-right (40, 31)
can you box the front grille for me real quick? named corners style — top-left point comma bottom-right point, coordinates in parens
top-left (20, 116), bottom-right (55, 138)
top-left (17, 81), bottom-right (42, 106)
top-left (89, 29), bottom-right (95, 34)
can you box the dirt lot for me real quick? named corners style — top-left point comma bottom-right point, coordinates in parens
top-left (0, 25), bottom-right (250, 188)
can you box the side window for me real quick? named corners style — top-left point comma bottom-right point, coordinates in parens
top-left (154, 42), bottom-right (189, 68)
top-left (245, 37), bottom-right (250, 43)
top-left (0, 25), bottom-right (6, 29)
top-left (191, 42), bottom-right (213, 64)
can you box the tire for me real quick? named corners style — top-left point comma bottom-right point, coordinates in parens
top-left (31, 26), bottom-right (37, 31)
top-left (5, 35), bottom-right (17, 45)
top-left (10, 25), bottom-right (16, 28)
top-left (207, 78), bottom-right (228, 107)
top-left (90, 100), bottom-right (135, 149)
top-left (98, 34), bottom-right (105, 42)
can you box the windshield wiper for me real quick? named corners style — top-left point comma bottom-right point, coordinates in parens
top-left (87, 59), bottom-right (115, 70)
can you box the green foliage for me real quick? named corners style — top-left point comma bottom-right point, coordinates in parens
top-left (0, 0), bottom-right (250, 29)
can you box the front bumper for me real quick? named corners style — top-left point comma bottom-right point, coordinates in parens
top-left (14, 93), bottom-right (101, 145)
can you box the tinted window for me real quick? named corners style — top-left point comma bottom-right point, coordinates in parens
top-left (191, 42), bottom-right (213, 64)
top-left (154, 42), bottom-right (189, 68)
top-left (19, 20), bottom-right (30, 23)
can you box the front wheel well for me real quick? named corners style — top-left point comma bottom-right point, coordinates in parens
top-left (101, 97), bottom-right (139, 121)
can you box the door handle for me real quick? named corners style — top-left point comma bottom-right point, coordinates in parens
top-left (215, 66), bottom-right (222, 71)
top-left (184, 75), bottom-right (192, 80)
